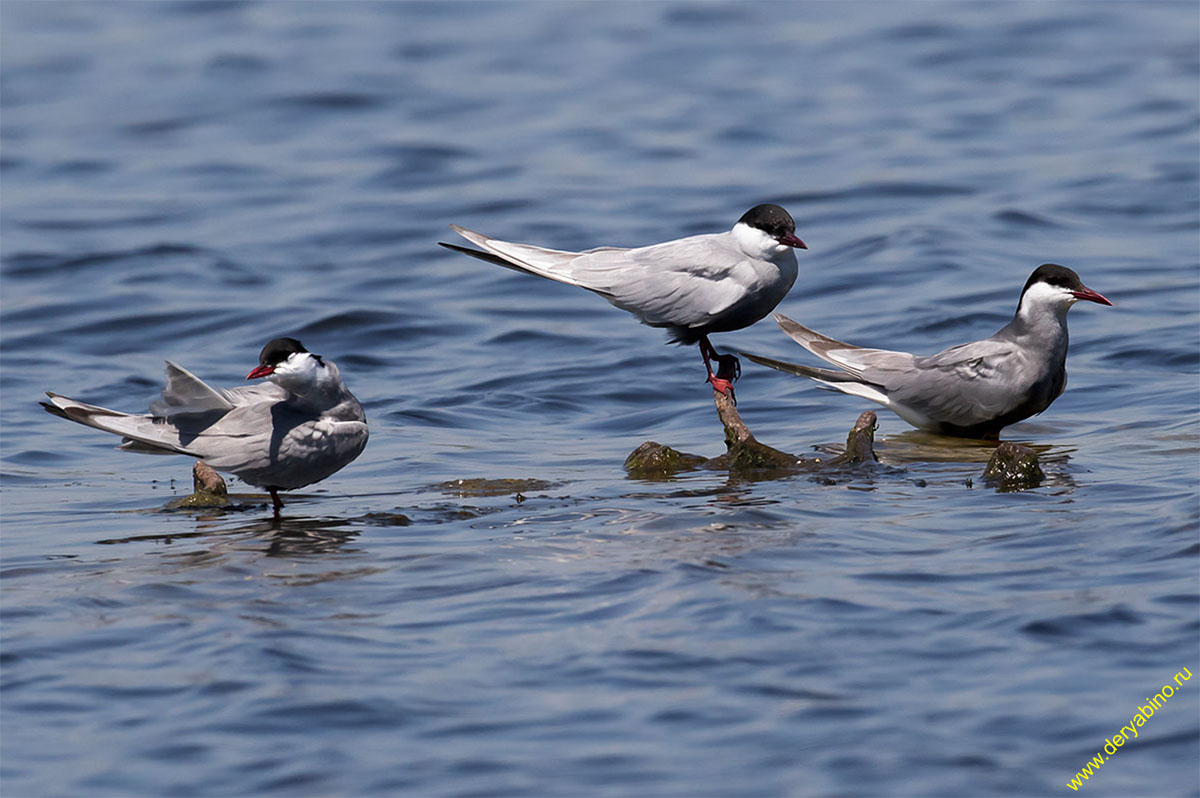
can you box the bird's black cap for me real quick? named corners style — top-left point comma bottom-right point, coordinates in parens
top-left (1022, 264), bottom-right (1085, 296)
top-left (738, 204), bottom-right (796, 239)
top-left (258, 337), bottom-right (310, 367)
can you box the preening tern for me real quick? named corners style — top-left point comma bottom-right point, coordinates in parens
top-left (42, 338), bottom-right (368, 512)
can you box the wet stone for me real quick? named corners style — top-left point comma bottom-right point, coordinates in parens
top-left (164, 461), bottom-right (231, 510)
top-left (435, 477), bottom-right (558, 497)
top-left (982, 442), bottom-right (1044, 491)
top-left (192, 461), bottom-right (227, 496)
top-left (359, 512), bottom-right (413, 527)
top-left (832, 411), bottom-right (878, 465)
top-left (723, 437), bottom-right (800, 474)
top-left (624, 442), bottom-right (706, 479)
top-left (627, 399), bottom-right (882, 481)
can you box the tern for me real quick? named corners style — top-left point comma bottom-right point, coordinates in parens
top-left (42, 338), bottom-right (368, 512)
top-left (439, 204), bottom-right (806, 395)
top-left (743, 264), bottom-right (1112, 438)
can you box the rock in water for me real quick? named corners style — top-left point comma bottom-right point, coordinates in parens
top-left (624, 442), bottom-right (706, 479)
top-left (193, 461), bottom-right (227, 496)
top-left (833, 410), bottom-right (878, 465)
top-left (710, 386), bottom-right (799, 474)
top-left (166, 461), bottom-right (230, 509)
top-left (982, 442), bottom-right (1044, 491)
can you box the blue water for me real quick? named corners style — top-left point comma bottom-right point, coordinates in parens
top-left (2, 2), bottom-right (1198, 796)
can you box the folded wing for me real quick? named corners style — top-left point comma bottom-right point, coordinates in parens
top-left (754, 314), bottom-right (1026, 431)
top-left (444, 226), bottom-right (757, 331)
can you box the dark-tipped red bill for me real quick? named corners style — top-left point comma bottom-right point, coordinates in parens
top-left (778, 233), bottom-right (807, 249)
top-left (1072, 287), bottom-right (1113, 306)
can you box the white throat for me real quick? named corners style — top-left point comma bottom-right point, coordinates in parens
top-left (732, 222), bottom-right (786, 259)
top-left (1015, 281), bottom-right (1076, 329)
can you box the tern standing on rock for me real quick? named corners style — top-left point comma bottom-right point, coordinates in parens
top-left (42, 338), bottom-right (368, 513)
top-left (743, 264), bottom-right (1112, 438)
top-left (439, 204), bottom-right (807, 396)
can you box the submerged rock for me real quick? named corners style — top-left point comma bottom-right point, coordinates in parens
top-left (982, 442), bottom-right (1044, 491)
top-left (626, 389), bottom-right (803, 479)
top-left (358, 511), bottom-right (413, 527)
top-left (711, 437), bottom-right (800, 474)
top-left (624, 394), bottom-right (887, 480)
top-left (624, 441), bottom-right (707, 479)
top-left (165, 461), bottom-right (231, 509)
top-left (832, 411), bottom-right (878, 465)
top-left (711, 385), bottom-right (802, 475)
top-left (434, 477), bottom-right (557, 498)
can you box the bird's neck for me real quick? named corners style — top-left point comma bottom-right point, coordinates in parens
top-left (1004, 296), bottom-right (1071, 350)
top-left (731, 223), bottom-right (790, 262)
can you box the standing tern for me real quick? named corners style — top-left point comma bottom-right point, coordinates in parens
top-left (742, 264), bottom-right (1112, 438)
top-left (41, 338), bottom-right (368, 512)
top-left (439, 204), bottom-right (807, 396)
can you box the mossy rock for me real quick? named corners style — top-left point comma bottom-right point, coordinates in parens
top-left (435, 477), bottom-right (558, 497)
top-left (832, 411), bottom-right (879, 465)
top-left (725, 437), bottom-right (799, 473)
top-left (982, 442), bottom-right (1044, 491)
top-left (164, 461), bottom-right (231, 509)
top-left (359, 512), bottom-right (413, 527)
top-left (164, 491), bottom-right (232, 510)
top-left (624, 441), bottom-right (707, 479)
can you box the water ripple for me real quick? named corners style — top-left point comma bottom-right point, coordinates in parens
top-left (1, 2), bottom-right (1196, 797)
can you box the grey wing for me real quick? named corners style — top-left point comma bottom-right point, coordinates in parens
top-left (263, 417), bottom-right (369, 489)
top-left (43, 391), bottom-right (227, 455)
top-left (213, 382), bottom-right (289, 407)
top-left (150, 362), bottom-right (235, 417)
top-left (151, 362), bottom-right (288, 416)
top-left (570, 235), bottom-right (763, 328)
top-left (884, 339), bottom-right (1024, 427)
top-left (160, 401), bottom-right (276, 472)
top-left (43, 389), bottom-right (365, 488)
top-left (448, 226), bottom-right (757, 329)
top-left (774, 314), bottom-right (916, 378)
top-left (444, 225), bottom-right (616, 288)
top-left (200, 405), bottom-right (368, 489)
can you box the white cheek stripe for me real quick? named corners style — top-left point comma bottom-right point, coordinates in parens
top-left (1017, 282), bottom-right (1075, 320)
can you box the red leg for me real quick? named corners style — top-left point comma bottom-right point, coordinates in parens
top-left (698, 336), bottom-right (740, 398)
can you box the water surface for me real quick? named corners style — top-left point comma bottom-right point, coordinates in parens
top-left (2, 2), bottom-right (1198, 796)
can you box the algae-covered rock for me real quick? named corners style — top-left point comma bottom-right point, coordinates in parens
top-left (982, 442), bottom-right (1044, 491)
top-left (166, 492), bottom-right (231, 509)
top-left (724, 437), bottom-right (799, 473)
top-left (164, 461), bottom-right (231, 509)
top-left (624, 441), bottom-right (706, 479)
top-left (708, 386), bottom-right (801, 475)
top-left (435, 477), bottom-right (558, 497)
top-left (832, 411), bottom-right (878, 465)
top-left (359, 512), bottom-right (413, 527)
top-left (626, 392), bottom-right (881, 482)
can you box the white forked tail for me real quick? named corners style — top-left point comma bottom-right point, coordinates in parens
top-left (446, 225), bottom-right (592, 288)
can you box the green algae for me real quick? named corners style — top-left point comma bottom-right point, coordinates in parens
top-left (982, 442), bottom-right (1045, 491)
top-left (435, 477), bottom-right (559, 498)
top-left (623, 442), bottom-right (707, 479)
top-left (163, 461), bottom-right (231, 510)
top-left (831, 411), bottom-right (879, 466)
